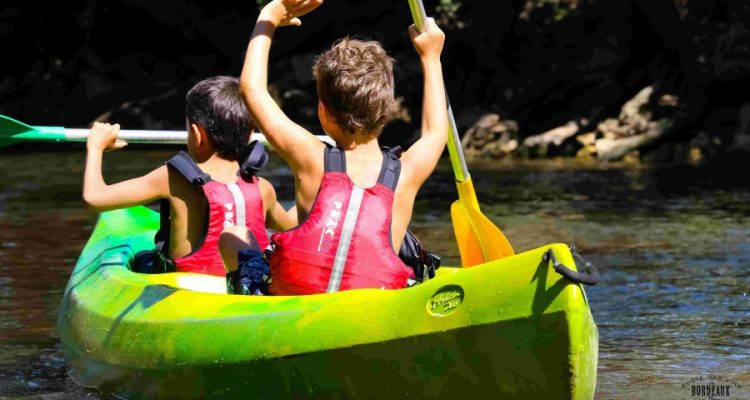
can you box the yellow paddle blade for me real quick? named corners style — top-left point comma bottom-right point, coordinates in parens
top-left (451, 200), bottom-right (484, 267)
top-left (451, 179), bottom-right (514, 267)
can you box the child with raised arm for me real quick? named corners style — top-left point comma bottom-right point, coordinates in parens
top-left (223, 0), bottom-right (447, 294)
top-left (83, 76), bottom-right (295, 277)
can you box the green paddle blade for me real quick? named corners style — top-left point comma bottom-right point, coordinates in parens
top-left (0, 115), bottom-right (34, 147)
top-left (0, 115), bottom-right (67, 148)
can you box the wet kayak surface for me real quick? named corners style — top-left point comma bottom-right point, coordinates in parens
top-left (0, 147), bottom-right (748, 398)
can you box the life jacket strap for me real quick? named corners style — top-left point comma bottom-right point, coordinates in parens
top-left (154, 198), bottom-right (171, 254)
top-left (377, 146), bottom-right (403, 191)
top-left (324, 145), bottom-right (346, 173)
top-left (166, 151), bottom-right (212, 186)
top-left (238, 140), bottom-right (269, 181)
top-left (323, 145), bottom-right (402, 191)
top-left (153, 152), bottom-right (213, 266)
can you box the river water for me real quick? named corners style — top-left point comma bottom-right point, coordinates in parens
top-left (0, 146), bottom-right (748, 399)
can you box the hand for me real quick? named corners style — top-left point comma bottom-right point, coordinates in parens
top-left (408, 18), bottom-right (445, 62)
top-left (260, 0), bottom-right (324, 27)
top-left (87, 122), bottom-right (128, 152)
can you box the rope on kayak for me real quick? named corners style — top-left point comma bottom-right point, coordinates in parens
top-left (543, 244), bottom-right (600, 285)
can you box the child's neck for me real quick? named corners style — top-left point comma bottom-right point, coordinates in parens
top-left (198, 154), bottom-right (241, 184)
top-left (333, 134), bottom-right (384, 188)
top-left (333, 131), bottom-right (381, 153)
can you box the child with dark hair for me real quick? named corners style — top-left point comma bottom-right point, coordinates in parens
top-left (83, 75), bottom-right (295, 277)
top-left (220, 0), bottom-right (447, 294)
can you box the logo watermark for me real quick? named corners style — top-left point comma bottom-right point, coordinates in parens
top-left (680, 375), bottom-right (742, 399)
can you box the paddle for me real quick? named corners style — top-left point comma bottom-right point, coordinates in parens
top-left (407, 0), bottom-right (514, 266)
top-left (0, 114), bottom-right (333, 148)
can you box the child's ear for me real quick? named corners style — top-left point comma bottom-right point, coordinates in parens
top-left (190, 123), bottom-right (208, 148)
top-left (318, 100), bottom-right (332, 129)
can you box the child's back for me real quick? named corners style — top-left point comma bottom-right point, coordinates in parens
top-left (239, 0), bottom-right (447, 294)
top-left (83, 76), bottom-right (293, 276)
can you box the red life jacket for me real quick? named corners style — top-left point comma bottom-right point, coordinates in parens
top-left (269, 146), bottom-right (411, 295)
top-left (162, 151), bottom-right (269, 276)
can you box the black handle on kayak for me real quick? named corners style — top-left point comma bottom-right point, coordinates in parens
top-left (543, 244), bottom-right (600, 285)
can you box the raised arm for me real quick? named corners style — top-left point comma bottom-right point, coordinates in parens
top-left (82, 122), bottom-right (168, 213)
top-left (240, 0), bottom-right (325, 173)
top-left (400, 18), bottom-right (448, 188)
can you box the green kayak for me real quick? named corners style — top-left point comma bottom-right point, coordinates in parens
top-left (58, 206), bottom-right (598, 398)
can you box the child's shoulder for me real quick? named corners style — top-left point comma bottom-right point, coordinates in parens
top-left (256, 177), bottom-right (276, 197)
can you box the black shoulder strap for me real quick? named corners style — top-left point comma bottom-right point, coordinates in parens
top-left (166, 151), bottom-right (211, 186)
top-left (377, 146), bottom-right (403, 190)
top-left (324, 145), bottom-right (346, 173)
top-left (138, 199), bottom-right (176, 273)
top-left (154, 198), bottom-right (171, 253)
top-left (156, 152), bottom-right (208, 261)
top-left (238, 140), bottom-right (268, 181)
top-left (323, 145), bottom-right (400, 188)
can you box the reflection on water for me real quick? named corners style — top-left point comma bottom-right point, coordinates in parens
top-left (0, 147), bottom-right (748, 398)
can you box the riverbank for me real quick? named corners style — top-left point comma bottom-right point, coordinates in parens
top-left (3, 2), bottom-right (750, 166)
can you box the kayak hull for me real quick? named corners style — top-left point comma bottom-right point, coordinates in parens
top-left (58, 207), bottom-right (598, 399)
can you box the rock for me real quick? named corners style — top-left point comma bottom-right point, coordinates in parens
top-left (501, 139), bottom-right (519, 153)
top-left (576, 144), bottom-right (597, 160)
top-left (658, 94), bottom-right (680, 107)
top-left (576, 132), bottom-right (597, 146)
top-left (523, 120), bottom-right (579, 147)
top-left (462, 114), bottom-right (519, 158)
top-left (619, 86), bottom-right (653, 128)
top-left (597, 118), bottom-right (628, 139)
top-left (520, 120), bottom-right (580, 157)
top-left (595, 120), bottom-right (666, 161)
top-left (586, 85), bottom-right (682, 161)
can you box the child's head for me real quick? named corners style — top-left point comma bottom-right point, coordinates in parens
top-left (313, 38), bottom-right (395, 137)
top-left (185, 76), bottom-right (254, 161)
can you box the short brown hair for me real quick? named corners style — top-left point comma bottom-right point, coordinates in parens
top-left (313, 37), bottom-right (395, 135)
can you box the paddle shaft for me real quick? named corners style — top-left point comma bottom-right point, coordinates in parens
top-left (407, 0), bottom-right (469, 183)
top-left (17, 125), bottom-right (333, 147)
top-left (31, 126), bottom-right (186, 145)
top-left (408, 0), bottom-right (514, 265)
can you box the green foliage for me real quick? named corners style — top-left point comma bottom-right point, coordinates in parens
top-left (519, 0), bottom-right (581, 22)
top-left (436, 0), bottom-right (464, 29)
top-left (436, 0), bottom-right (461, 14)
top-left (553, 6), bottom-right (570, 21)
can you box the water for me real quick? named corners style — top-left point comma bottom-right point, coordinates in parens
top-left (0, 147), bottom-right (748, 398)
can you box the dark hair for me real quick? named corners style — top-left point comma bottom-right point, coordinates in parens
top-left (313, 37), bottom-right (395, 135)
top-left (185, 76), bottom-right (254, 160)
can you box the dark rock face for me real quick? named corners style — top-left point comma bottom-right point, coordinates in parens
top-left (1, 1), bottom-right (749, 161)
